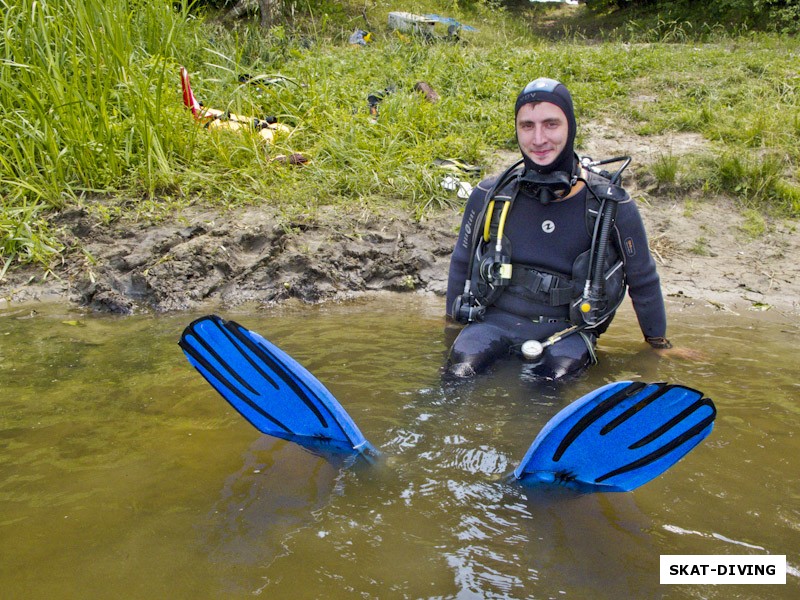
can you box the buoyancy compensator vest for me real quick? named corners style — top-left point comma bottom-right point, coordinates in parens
top-left (452, 156), bottom-right (632, 333)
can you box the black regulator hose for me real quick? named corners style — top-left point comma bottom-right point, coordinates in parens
top-left (580, 156), bottom-right (630, 325)
top-left (590, 198), bottom-right (617, 299)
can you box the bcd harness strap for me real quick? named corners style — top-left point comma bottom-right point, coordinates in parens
top-left (509, 266), bottom-right (573, 306)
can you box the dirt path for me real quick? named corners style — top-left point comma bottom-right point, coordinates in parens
top-left (2, 129), bottom-right (799, 320)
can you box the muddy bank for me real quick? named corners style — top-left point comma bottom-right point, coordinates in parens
top-left (1, 189), bottom-right (799, 320)
top-left (3, 129), bottom-right (800, 318)
top-left (0, 204), bottom-right (457, 314)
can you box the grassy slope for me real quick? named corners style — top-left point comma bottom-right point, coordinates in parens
top-left (1, 0), bottom-right (798, 275)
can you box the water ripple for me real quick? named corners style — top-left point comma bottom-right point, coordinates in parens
top-left (663, 524), bottom-right (765, 550)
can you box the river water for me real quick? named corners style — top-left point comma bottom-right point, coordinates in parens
top-left (1, 295), bottom-right (797, 598)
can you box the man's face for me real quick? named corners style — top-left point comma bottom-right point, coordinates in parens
top-left (516, 102), bottom-right (569, 168)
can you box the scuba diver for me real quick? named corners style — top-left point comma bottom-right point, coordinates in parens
top-left (445, 77), bottom-right (673, 380)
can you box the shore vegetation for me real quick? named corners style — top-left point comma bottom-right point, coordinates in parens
top-left (2, 0), bottom-right (798, 276)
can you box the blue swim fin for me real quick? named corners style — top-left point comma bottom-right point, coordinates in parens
top-left (513, 381), bottom-right (716, 492)
top-left (179, 315), bottom-right (377, 457)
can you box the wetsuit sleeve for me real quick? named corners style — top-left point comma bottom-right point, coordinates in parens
top-left (445, 184), bottom-right (490, 317)
top-left (615, 199), bottom-right (668, 339)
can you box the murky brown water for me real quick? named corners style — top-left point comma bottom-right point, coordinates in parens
top-left (1, 295), bottom-right (798, 598)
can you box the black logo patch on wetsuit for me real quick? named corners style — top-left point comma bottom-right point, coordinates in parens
top-left (624, 237), bottom-right (635, 257)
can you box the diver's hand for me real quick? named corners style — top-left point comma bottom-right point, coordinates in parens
top-left (645, 336), bottom-right (672, 349)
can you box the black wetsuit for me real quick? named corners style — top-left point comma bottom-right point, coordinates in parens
top-left (445, 172), bottom-right (668, 379)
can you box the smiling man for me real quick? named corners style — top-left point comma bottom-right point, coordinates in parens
top-left (514, 80), bottom-right (574, 173)
top-left (444, 78), bottom-right (673, 380)
top-left (516, 101), bottom-right (569, 167)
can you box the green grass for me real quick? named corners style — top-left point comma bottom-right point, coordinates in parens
top-left (1, 0), bottom-right (799, 275)
top-left (740, 208), bottom-right (768, 238)
top-left (689, 236), bottom-right (711, 256)
top-left (651, 152), bottom-right (680, 188)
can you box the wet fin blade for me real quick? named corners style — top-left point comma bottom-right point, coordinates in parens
top-left (514, 381), bottom-right (716, 492)
top-left (179, 315), bottom-right (376, 456)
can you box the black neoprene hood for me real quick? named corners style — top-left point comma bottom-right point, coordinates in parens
top-left (515, 78), bottom-right (577, 174)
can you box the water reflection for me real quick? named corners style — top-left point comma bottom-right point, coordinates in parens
top-left (516, 488), bottom-right (662, 599)
top-left (201, 436), bottom-right (343, 570)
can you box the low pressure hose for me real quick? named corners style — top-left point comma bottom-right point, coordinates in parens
top-left (590, 199), bottom-right (617, 299)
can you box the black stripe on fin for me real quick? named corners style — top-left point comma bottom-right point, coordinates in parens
top-left (553, 381), bottom-right (650, 462)
top-left (179, 328), bottom-right (293, 434)
top-left (594, 399), bottom-right (716, 483)
top-left (209, 318), bottom-right (281, 391)
top-left (181, 320), bottom-right (266, 395)
top-left (223, 319), bottom-right (331, 429)
top-left (600, 383), bottom-right (698, 436)
top-left (629, 397), bottom-right (716, 450)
